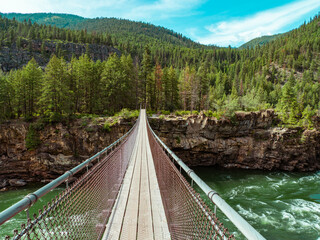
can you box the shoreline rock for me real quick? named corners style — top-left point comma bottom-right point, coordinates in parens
top-left (149, 110), bottom-right (320, 172)
top-left (0, 117), bottom-right (134, 187)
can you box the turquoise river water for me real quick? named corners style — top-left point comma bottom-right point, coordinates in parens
top-left (193, 167), bottom-right (320, 240)
top-left (0, 168), bottom-right (319, 239)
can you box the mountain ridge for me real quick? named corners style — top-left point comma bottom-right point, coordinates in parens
top-left (0, 12), bottom-right (205, 49)
top-left (239, 33), bottom-right (284, 49)
top-left (2, 12), bottom-right (311, 49)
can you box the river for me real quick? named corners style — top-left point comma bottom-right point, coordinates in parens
top-left (193, 167), bottom-right (320, 240)
top-left (0, 169), bottom-right (319, 239)
top-left (0, 184), bottom-right (64, 239)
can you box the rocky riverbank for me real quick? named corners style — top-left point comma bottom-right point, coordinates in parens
top-left (0, 117), bottom-right (134, 190)
top-left (149, 110), bottom-right (320, 171)
top-left (1, 110), bottom-right (319, 190)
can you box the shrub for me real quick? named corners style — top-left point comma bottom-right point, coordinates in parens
top-left (212, 111), bottom-right (224, 120)
top-left (204, 110), bottom-right (214, 117)
top-left (129, 110), bottom-right (139, 118)
top-left (147, 110), bottom-right (156, 116)
top-left (26, 124), bottom-right (40, 150)
top-left (103, 122), bottom-right (111, 132)
top-left (191, 110), bottom-right (199, 115)
top-left (115, 108), bottom-right (131, 119)
top-left (81, 118), bottom-right (89, 127)
top-left (43, 111), bottom-right (63, 123)
top-left (161, 110), bottom-right (170, 115)
top-left (115, 109), bottom-right (139, 120)
top-left (175, 110), bottom-right (190, 116)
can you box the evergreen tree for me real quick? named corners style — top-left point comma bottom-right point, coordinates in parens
top-left (140, 46), bottom-right (153, 108)
top-left (277, 73), bottom-right (299, 124)
top-left (101, 53), bottom-right (125, 114)
top-left (154, 63), bottom-right (163, 110)
top-left (40, 55), bottom-right (71, 121)
top-left (20, 58), bottom-right (42, 118)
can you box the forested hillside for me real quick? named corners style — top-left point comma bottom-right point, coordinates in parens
top-left (0, 13), bottom-right (319, 129)
top-left (239, 34), bottom-right (283, 49)
top-left (0, 13), bottom-right (85, 28)
top-left (0, 15), bottom-right (120, 71)
top-left (0, 12), bottom-right (210, 68)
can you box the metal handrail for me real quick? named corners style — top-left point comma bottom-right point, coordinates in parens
top-left (0, 118), bottom-right (138, 226)
top-left (147, 118), bottom-right (266, 240)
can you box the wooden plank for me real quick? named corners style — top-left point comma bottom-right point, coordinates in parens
top-left (118, 119), bottom-right (142, 240)
top-left (102, 110), bottom-right (170, 240)
top-left (137, 116), bottom-right (154, 239)
top-left (102, 116), bottom-right (142, 240)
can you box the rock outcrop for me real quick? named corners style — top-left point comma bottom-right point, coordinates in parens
top-left (0, 39), bottom-right (120, 72)
top-left (149, 110), bottom-right (320, 171)
top-left (0, 118), bottom-right (133, 186)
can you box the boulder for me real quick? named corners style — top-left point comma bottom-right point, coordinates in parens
top-left (8, 179), bottom-right (27, 187)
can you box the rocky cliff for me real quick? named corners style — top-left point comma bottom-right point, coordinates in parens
top-left (1, 110), bottom-right (319, 190)
top-left (0, 117), bottom-right (133, 189)
top-left (0, 39), bottom-right (120, 72)
top-left (149, 110), bottom-right (320, 172)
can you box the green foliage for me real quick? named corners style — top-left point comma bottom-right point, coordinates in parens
top-left (103, 122), bottom-right (112, 132)
top-left (147, 110), bottom-right (156, 116)
top-left (175, 110), bottom-right (191, 116)
top-left (26, 123), bottom-right (40, 150)
top-left (160, 110), bottom-right (170, 115)
top-left (221, 98), bottom-right (242, 119)
top-left (241, 89), bottom-right (270, 111)
top-left (40, 55), bottom-right (71, 118)
top-left (81, 117), bottom-right (89, 127)
top-left (191, 110), bottom-right (199, 115)
top-left (299, 105), bottom-right (315, 129)
top-left (204, 110), bottom-right (214, 117)
top-left (114, 108), bottom-right (139, 119)
top-left (0, 13), bottom-right (320, 129)
top-left (239, 34), bottom-right (283, 49)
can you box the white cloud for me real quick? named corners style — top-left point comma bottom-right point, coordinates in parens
top-left (196, 0), bottom-right (320, 47)
top-left (0, 0), bottom-right (203, 19)
top-left (0, 0), bottom-right (48, 13)
top-left (124, 0), bottom-right (204, 20)
top-left (0, 0), bottom-right (132, 17)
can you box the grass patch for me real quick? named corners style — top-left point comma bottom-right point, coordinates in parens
top-left (115, 109), bottom-right (139, 120)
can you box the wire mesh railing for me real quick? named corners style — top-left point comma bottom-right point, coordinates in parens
top-left (147, 123), bottom-right (235, 240)
top-left (0, 118), bottom-right (138, 240)
top-left (147, 118), bottom-right (266, 240)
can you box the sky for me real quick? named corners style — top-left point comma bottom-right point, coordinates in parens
top-left (1, 0), bottom-right (320, 47)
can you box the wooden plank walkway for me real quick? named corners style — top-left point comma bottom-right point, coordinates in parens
top-left (102, 110), bottom-right (170, 240)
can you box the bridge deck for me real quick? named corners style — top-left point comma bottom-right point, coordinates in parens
top-left (102, 110), bottom-right (170, 240)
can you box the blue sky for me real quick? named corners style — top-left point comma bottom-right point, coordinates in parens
top-left (1, 0), bottom-right (320, 47)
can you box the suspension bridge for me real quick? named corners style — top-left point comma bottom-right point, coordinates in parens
top-left (0, 110), bottom-right (266, 240)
